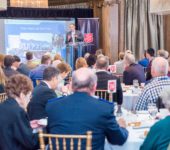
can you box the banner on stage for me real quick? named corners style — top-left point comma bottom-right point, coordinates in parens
top-left (78, 18), bottom-right (99, 54)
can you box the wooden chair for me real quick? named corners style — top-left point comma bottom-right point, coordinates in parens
top-left (39, 130), bottom-right (92, 150)
top-left (0, 93), bottom-right (7, 103)
top-left (95, 90), bottom-right (113, 103)
top-left (36, 79), bottom-right (41, 86)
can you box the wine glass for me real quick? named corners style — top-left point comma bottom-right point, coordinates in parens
top-left (147, 103), bottom-right (158, 119)
top-left (133, 79), bottom-right (139, 88)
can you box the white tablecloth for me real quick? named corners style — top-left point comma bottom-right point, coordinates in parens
top-left (104, 127), bottom-right (145, 150)
top-left (122, 92), bottom-right (140, 111)
top-left (104, 112), bottom-right (155, 150)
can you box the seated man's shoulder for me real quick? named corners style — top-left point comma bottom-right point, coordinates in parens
top-left (47, 96), bottom-right (65, 105)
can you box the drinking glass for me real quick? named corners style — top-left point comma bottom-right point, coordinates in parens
top-left (133, 79), bottom-right (139, 88)
top-left (147, 103), bottom-right (158, 119)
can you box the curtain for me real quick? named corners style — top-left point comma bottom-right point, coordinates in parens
top-left (0, 7), bottom-right (93, 18)
top-left (125, 0), bottom-right (164, 59)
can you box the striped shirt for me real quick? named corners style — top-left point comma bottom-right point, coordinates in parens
top-left (135, 76), bottom-right (170, 110)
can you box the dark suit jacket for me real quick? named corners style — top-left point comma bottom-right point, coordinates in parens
top-left (65, 30), bottom-right (84, 44)
top-left (46, 92), bottom-right (128, 150)
top-left (27, 81), bottom-right (57, 120)
top-left (17, 63), bottom-right (30, 76)
top-left (96, 71), bottom-right (123, 105)
top-left (0, 98), bottom-right (38, 150)
top-left (123, 63), bottom-right (146, 85)
top-left (3, 67), bottom-right (19, 77)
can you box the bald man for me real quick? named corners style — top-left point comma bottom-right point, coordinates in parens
top-left (46, 68), bottom-right (128, 149)
top-left (135, 57), bottom-right (170, 110)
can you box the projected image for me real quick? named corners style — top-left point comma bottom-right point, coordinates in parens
top-left (4, 19), bottom-right (74, 59)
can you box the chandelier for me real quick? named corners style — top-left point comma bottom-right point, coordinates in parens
top-left (10, 0), bottom-right (48, 8)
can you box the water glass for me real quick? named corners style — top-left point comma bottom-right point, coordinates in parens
top-left (147, 103), bottom-right (158, 118)
top-left (133, 79), bottom-right (139, 88)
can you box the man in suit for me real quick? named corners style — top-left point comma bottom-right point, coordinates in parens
top-left (13, 55), bottom-right (30, 76)
top-left (123, 53), bottom-right (146, 85)
top-left (27, 66), bottom-right (59, 120)
top-left (46, 68), bottom-right (128, 150)
top-left (96, 56), bottom-right (123, 114)
top-left (65, 23), bottom-right (84, 44)
top-left (3, 55), bottom-right (19, 77)
top-left (29, 54), bottom-right (51, 87)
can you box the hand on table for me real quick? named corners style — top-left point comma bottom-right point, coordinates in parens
top-left (118, 118), bottom-right (127, 128)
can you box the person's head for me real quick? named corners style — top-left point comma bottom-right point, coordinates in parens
top-left (124, 53), bottom-right (135, 66)
top-left (43, 66), bottom-right (60, 90)
top-left (75, 57), bottom-right (88, 70)
top-left (157, 49), bottom-right (165, 57)
top-left (86, 54), bottom-right (97, 68)
top-left (125, 50), bottom-right (132, 55)
top-left (165, 51), bottom-right (169, 59)
top-left (26, 52), bottom-right (33, 61)
top-left (13, 55), bottom-right (21, 69)
top-left (151, 57), bottom-right (169, 77)
top-left (4, 55), bottom-right (15, 68)
top-left (146, 48), bottom-right (155, 59)
top-left (5, 74), bottom-right (33, 110)
top-left (0, 67), bottom-right (6, 86)
top-left (84, 52), bottom-right (90, 60)
top-left (53, 54), bottom-right (63, 61)
top-left (69, 23), bottom-right (76, 32)
top-left (118, 52), bottom-right (125, 60)
top-left (72, 68), bottom-right (97, 95)
top-left (57, 62), bottom-right (72, 79)
top-left (95, 49), bottom-right (103, 57)
top-left (96, 56), bottom-right (109, 70)
top-left (41, 55), bottom-right (51, 65)
top-left (160, 87), bottom-right (170, 111)
top-left (0, 53), bottom-right (5, 68)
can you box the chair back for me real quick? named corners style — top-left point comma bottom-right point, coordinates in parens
top-left (0, 93), bottom-right (7, 103)
top-left (39, 130), bottom-right (92, 150)
top-left (95, 90), bottom-right (113, 103)
top-left (36, 79), bottom-right (41, 86)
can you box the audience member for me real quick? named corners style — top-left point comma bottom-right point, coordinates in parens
top-left (135, 57), bottom-right (170, 110)
top-left (0, 53), bottom-right (5, 68)
top-left (56, 62), bottom-right (72, 94)
top-left (125, 49), bottom-right (132, 54)
top-left (145, 48), bottom-right (155, 81)
top-left (46, 68), bottom-right (128, 149)
top-left (140, 87), bottom-right (170, 149)
top-left (168, 58), bottom-right (170, 77)
top-left (0, 74), bottom-right (38, 149)
top-left (114, 52), bottom-right (125, 74)
top-left (95, 49), bottom-right (103, 57)
top-left (13, 55), bottom-right (30, 76)
top-left (123, 53), bottom-right (145, 85)
top-left (86, 54), bottom-right (96, 68)
top-left (95, 56), bottom-right (123, 113)
top-left (75, 57), bottom-right (88, 70)
top-left (0, 67), bottom-right (6, 93)
top-left (29, 55), bottom-right (51, 87)
top-left (28, 67), bottom-right (59, 120)
top-left (25, 51), bottom-right (38, 69)
top-left (52, 53), bottom-right (63, 67)
top-left (138, 51), bottom-right (149, 68)
top-left (3, 55), bottom-right (19, 77)
top-left (84, 52), bottom-right (90, 61)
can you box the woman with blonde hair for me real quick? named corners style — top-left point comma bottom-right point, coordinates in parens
top-left (0, 67), bottom-right (6, 93)
top-left (52, 54), bottom-right (63, 67)
top-left (75, 57), bottom-right (88, 70)
top-left (0, 53), bottom-right (5, 68)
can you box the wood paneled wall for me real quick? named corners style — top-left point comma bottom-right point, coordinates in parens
top-left (164, 15), bottom-right (170, 52)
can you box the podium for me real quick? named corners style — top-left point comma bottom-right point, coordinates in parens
top-left (61, 42), bottom-right (94, 69)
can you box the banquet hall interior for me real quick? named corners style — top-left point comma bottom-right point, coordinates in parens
top-left (0, 0), bottom-right (170, 150)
